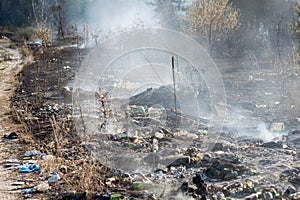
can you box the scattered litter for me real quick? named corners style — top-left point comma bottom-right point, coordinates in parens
top-left (22, 188), bottom-right (33, 194)
top-left (24, 117), bottom-right (39, 120)
top-left (11, 181), bottom-right (25, 186)
top-left (42, 155), bottom-right (56, 161)
top-left (63, 65), bottom-right (72, 70)
top-left (3, 163), bottom-right (19, 169)
top-left (198, 129), bottom-right (208, 135)
top-left (24, 150), bottom-right (45, 157)
top-left (92, 192), bottom-right (110, 199)
top-left (19, 163), bottom-right (39, 173)
top-left (48, 171), bottom-right (60, 183)
top-left (111, 193), bottom-right (127, 200)
top-left (269, 122), bottom-right (285, 131)
top-left (3, 132), bottom-right (18, 139)
top-left (105, 177), bottom-right (116, 187)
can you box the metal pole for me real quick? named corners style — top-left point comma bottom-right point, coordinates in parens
top-left (172, 56), bottom-right (177, 113)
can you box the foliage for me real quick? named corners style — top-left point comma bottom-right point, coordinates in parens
top-left (290, 2), bottom-right (300, 40)
top-left (184, 0), bottom-right (240, 54)
top-left (34, 23), bottom-right (51, 46)
top-left (21, 46), bottom-right (31, 58)
top-left (0, 0), bottom-right (90, 28)
top-left (16, 27), bottom-right (34, 41)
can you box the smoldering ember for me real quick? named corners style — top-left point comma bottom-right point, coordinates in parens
top-left (0, 0), bottom-right (300, 200)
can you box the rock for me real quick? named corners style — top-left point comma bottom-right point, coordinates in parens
top-left (205, 166), bottom-right (220, 179)
top-left (218, 153), bottom-right (240, 164)
top-left (223, 171), bottom-right (238, 181)
top-left (261, 141), bottom-right (282, 148)
top-left (288, 130), bottom-right (300, 148)
top-left (164, 156), bottom-right (190, 167)
top-left (35, 181), bottom-right (50, 192)
top-left (288, 174), bottom-right (300, 185)
top-left (160, 128), bottom-right (173, 137)
top-left (192, 174), bottom-right (208, 197)
top-left (211, 143), bottom-right (224, 151)
top-left (284, 185), bottom-right (297, 197)
top-left (280, 168), bottom-right (300, 185)
top-left (180, 182), bottom-right (189, 193)
top-left (222, 188), bottom-right (231, 197)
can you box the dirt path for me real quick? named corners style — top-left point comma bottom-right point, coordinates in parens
top-left (0, 39), bottom-right (26, 200)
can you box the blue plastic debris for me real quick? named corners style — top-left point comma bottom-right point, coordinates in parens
top-left (19, 163), bottom-right (39, 173)
top-left (22, 188), bottom-right (33, 194)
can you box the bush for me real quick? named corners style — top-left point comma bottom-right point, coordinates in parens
top-left (17, 27), bottom-right (34, 41)
top-left (21, 46), bottom-right (31, 58)
top-left (10, 43), bottom-right (17, 49)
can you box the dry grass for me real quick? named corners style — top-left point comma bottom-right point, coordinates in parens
top-left (8, 39), bottom-right (119, 198)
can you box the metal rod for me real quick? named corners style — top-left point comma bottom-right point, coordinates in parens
top-left (172, 56), bottom-right (177, 113)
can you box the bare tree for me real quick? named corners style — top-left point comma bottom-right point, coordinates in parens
top-left (31, 0), bottom-right (48, 25)
top-left (49, 2), bottom-right (66, 39)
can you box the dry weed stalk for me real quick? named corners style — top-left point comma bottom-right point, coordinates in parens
top-left (50, 115), bottom-right (64, 156)
top-left (11, 102), bottom-right (36, 144)
top-left (95, 90), bottom-right (112, 131)
top-left (79, 105), bottom-right (86, 135)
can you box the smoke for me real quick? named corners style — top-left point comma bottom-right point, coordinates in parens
top-left (256, 123), bottom-right (284, 142)
top-left (86, 0), bottom-right (157, 32)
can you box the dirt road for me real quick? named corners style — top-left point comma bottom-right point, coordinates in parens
top-left (0, 38), bottom-right (25, 200)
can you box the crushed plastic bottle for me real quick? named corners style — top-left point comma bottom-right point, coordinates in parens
top-left (48, 171), bottom-right (60, 183)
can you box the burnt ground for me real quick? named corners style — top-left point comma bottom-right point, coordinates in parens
top-left (4, 35), bottom-right (300, 200)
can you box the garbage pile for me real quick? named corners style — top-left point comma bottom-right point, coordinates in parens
top-left (7, 41), bottom-right (299, 199)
